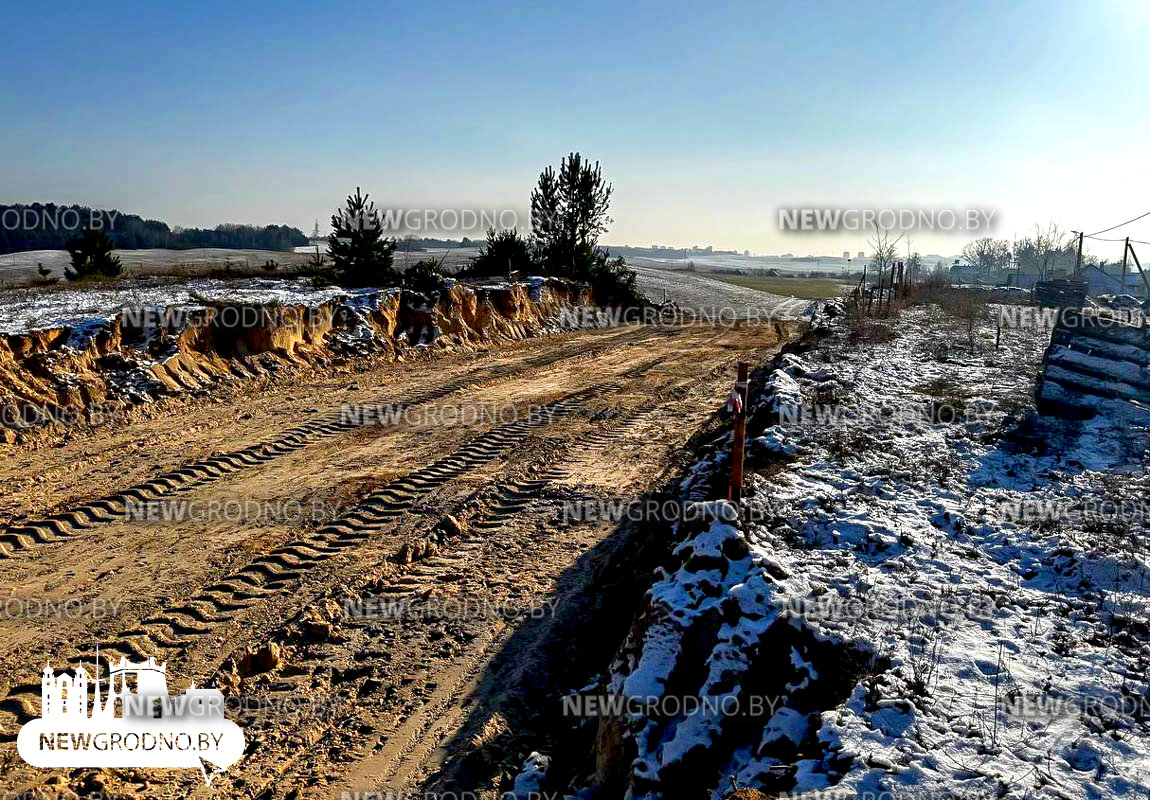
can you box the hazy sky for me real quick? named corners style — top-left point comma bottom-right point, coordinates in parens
top-left (2, 0), bottom-right (1148, 258)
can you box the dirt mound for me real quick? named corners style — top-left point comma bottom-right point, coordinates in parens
top-left (0, 278), bottom-right (603, 446)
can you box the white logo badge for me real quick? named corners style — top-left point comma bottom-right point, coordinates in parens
top-left (17, 653), bottom-right (245, 785)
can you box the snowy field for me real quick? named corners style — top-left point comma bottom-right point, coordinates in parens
top-left (0, 277), bottom-right (356, 335)
top-left (600, 303), bottom-right (1150, 799)
top-left (0, 248), bottom-right (317, 283)
top-left (0, 258), bottom-right (811, 335)
top-left (632, 264), bottom-right (812, 319)
top-left (0, 245), bottom-right (480, 285)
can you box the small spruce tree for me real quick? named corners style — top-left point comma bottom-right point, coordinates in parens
top-left (64, 227), bottom-right (123, 281)
top-left (327, 187), bottom-right (398, 287)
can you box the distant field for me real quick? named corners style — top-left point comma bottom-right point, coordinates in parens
top-left (703, 272), bottom-right (846, 299)
top-left (0, 248), bottom-right (317, 285)
top-left (0, 245), bottom-right (482, 286)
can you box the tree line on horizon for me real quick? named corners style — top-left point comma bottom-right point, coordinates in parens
top-left (0, 203), bottom-right (308, 255)
top-left (960, 223), bottom-right (1085, 278)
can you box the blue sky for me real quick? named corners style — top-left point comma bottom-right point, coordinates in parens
top-left (1, 0), bottom-right (1148, 257)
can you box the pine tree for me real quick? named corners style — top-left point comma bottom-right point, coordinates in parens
top-left (531, 153), bottom-right (612, 274)
top-left (327, 187), bottom-right (398, 287)
top-left (64, 227), bottom-right (122, 281)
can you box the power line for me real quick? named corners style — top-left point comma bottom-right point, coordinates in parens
top-left (1086, 209), bottom-right (1150, 237)
top-left (1084, 234), bottom-right (1150, 246)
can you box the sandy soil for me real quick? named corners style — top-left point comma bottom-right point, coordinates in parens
top-left (0, 318), bottom-right (795, 797)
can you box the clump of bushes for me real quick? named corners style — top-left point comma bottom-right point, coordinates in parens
top-left (322, 156), bottom-right (646, 309)
top-left (458, 152), bottom-right (646, 308)
top-left (401, 259), bottom-right (449, 299)
top-left (459, 228), bottom-right (538, 278)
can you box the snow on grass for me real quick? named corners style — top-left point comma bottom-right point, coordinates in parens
top-left (0, 277), bottom-right (358, 335)
top-left (599, 303), bottom-right (1150, 800)
top-left (729, 306), bottom-right (1150, 798)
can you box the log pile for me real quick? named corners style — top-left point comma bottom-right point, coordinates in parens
top-left (1036, 308), bottom-right (1150, 423)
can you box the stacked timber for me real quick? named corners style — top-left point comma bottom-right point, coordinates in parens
top-left (1036, 308), bottom-right (1150, 423)
top-left (1034, 280), bottom-right (1088, 309)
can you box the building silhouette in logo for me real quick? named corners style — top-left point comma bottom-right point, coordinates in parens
top-left (22, 654), bottom-right (245, 783)
top-left (40, 655), bottom-right (224, 720)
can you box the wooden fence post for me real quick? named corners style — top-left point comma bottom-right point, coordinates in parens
top-left (728, 362), bottom-right (749, 504)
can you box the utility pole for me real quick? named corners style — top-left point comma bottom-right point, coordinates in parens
top-left (1128, 243), bottom-right (1150, 299)
top-left (1122, 237), bottom-right (1130, 295)
top-left (1073, 230), bottom-right (1084, 275)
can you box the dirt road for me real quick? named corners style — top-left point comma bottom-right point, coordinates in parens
top-left (0, 319), bottom-right (793, 798)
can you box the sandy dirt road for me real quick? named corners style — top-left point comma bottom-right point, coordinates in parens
top-left (0, 319), bottom-right (794, 798)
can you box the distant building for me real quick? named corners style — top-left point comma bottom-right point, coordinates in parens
top-left (744, 250), bottom-right (750, 257)
top-left (1000, 270), bottom-right (1043, 291)
top-left (857, 251), bottom-right (865, 259)
top-left (1076, 265), bottom-right (1146, 297)
top-left (949, 264), bottom-right (982, 284)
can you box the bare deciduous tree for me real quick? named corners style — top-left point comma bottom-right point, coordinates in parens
top-left (906, 252), bottom-right (922, 282)
top-left (868, 227), bottom-right (903, 276)
top-left (1031, 221), bottom-right (1073, 280)
top-left (960, 237), bottom-right (1012, 276)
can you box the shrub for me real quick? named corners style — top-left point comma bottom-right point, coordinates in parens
top-left (64, 227), bottom-right (122, 281)
top-left (583, 248), bottom-right (645, 307)
top-left (462, 227), bottom-right (538, 278)
top-left (402, 259), bottom-right (449, 299)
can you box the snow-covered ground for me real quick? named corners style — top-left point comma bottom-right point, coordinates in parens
top-left (632, 265), bottom-right (811, 320)
top-left (601, 303), bottom-right (1150, 800)
top-left (0, 262), bottom-right (811, 335)
top-left (0, 277), bottom-right (365, 335)
top-left (0, 248), bottom-right (318, 283)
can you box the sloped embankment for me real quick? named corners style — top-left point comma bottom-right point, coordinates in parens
top-left (0, 279), bottom-right (605, 444)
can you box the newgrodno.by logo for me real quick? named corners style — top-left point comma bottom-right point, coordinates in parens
top-left (17, 655), bottom-right (245, 785)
